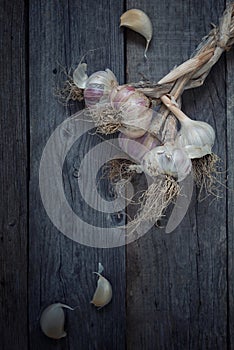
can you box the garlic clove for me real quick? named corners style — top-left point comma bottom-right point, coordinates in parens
top-left (73, 62), bottom-right (89, 89)
top-left (40, 303), bottom-right (75, 340)
top-left (120, 9), bottom-right (153, 58)
top-left (91, 272), bottom-right (112, 308)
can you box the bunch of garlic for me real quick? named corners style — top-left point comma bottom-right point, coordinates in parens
top-left (74, 63), bottom-right (153, 137)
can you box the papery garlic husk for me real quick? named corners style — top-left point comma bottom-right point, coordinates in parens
top-left (91, 272), bottom-right (112, 308)
top-left (84, 69), bottom-right (118, 107)
top-left (73, 62), bottom-right (88, 89)
top-left (161, 95), bottom-right (215, 159)
top-left (141, 144), bottom-right (192, 182)
top-left (120, 9), bottom-right (153, 57)
top-left (118, 132), bottom-right (160, 163)
top-left (40, 303), bottom-right (75, 339)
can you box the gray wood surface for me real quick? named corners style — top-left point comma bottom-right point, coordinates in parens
top-left (1, 0), bottom-right (234, 349)
top-left (126, 0), bottom-right (228, 349)
top-left (29, 1), bottom-right (125, 349)
top-left (227, 23), bottom-right (234, 349)
top-left (0, 0), bottom-right (28, 349)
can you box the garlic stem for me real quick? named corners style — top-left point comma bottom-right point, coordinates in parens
top-left (161, 95), bottom-right (188, 122)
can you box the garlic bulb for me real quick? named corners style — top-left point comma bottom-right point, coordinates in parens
top-left (141, 144), bottom-right (192, 182)
top-left (40, 303), bottom-right (75, 339)
top-left (161, 95), bottom-right (215, 159)
top-left (84, 69), bottom-right (118, 107)
top-left (86, 78), bottom-right (153, 137)
top-left (110, 85), bottom-right (153, 138)
top-left (176, 122), bottom-right (215, 159)
top-left (91, 272), bottom-right (112, 308)
top-left (118, 132), bottom-right (160, 163)
top-left (120, 9), bottom-right (153, 58)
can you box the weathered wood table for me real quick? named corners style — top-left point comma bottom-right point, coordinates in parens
top-left (1, 0), bottom-right (234, 349)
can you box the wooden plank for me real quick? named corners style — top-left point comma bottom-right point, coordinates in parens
top-left (227, 20), bottom-right (234, 349)
top-left (0, 1), bottom-right (28, 349)
top-left (125, 1), bottom-right (228, 349)
top-left (29, 1), bottom-right (125, 349)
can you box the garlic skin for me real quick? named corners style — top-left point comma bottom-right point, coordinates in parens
top-left (91, 272), bottom-right (112, 308)
top-left (84, 69), bottom-right (118, 107)
top-left (120, 9), bottom-right (153, 58)
top-left (141, 144), bottom-right (192, 182)
top-left (40, 303), bottom-right (74, 340)
top-left (73, 62), bottom-right (88, 89)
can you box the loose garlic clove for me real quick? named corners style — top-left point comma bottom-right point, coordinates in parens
top-left (91, 272), bottom-right (112, 308)
top-left (120, 9), bottom-right (153, 58)
top-left (40, 303), bottom-right (75, 340)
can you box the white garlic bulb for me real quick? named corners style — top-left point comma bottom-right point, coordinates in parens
top-left (176, 119), bottom-right (215, 159)
top-left (161, 95), bottom-right (215, 159)
top-left (141, 144), bottom-right (192, 182)
top-left (91, 272), bottom-right (112, 308)
top-left (40, 303), bottom-right (75, 340)
top-left (120, 9), bottom-right (153, 58)
top-left (84, 69), bottom-right (118, 107)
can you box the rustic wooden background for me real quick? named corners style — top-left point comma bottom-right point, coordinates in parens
top-left (1, 0), bottom-right (234, 349)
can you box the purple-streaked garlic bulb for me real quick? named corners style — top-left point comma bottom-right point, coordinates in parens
top-left (110, 85), bottom-right (153, 138)
top-left (118, 132), bottom-right (160, 163)
top-left (141, 144), bottom-right (192, 182)
top-left (84, 69), bottom-right (118, 107)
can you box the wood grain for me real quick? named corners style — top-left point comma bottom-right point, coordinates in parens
top-left (227, 24), bottom-right (234, 350)
top-left (125, 1), bottom-right (228, 349)
top-left (29, 1), bottom-right (125, 349)
top-left (0, 1), bottom-right (28, 349)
